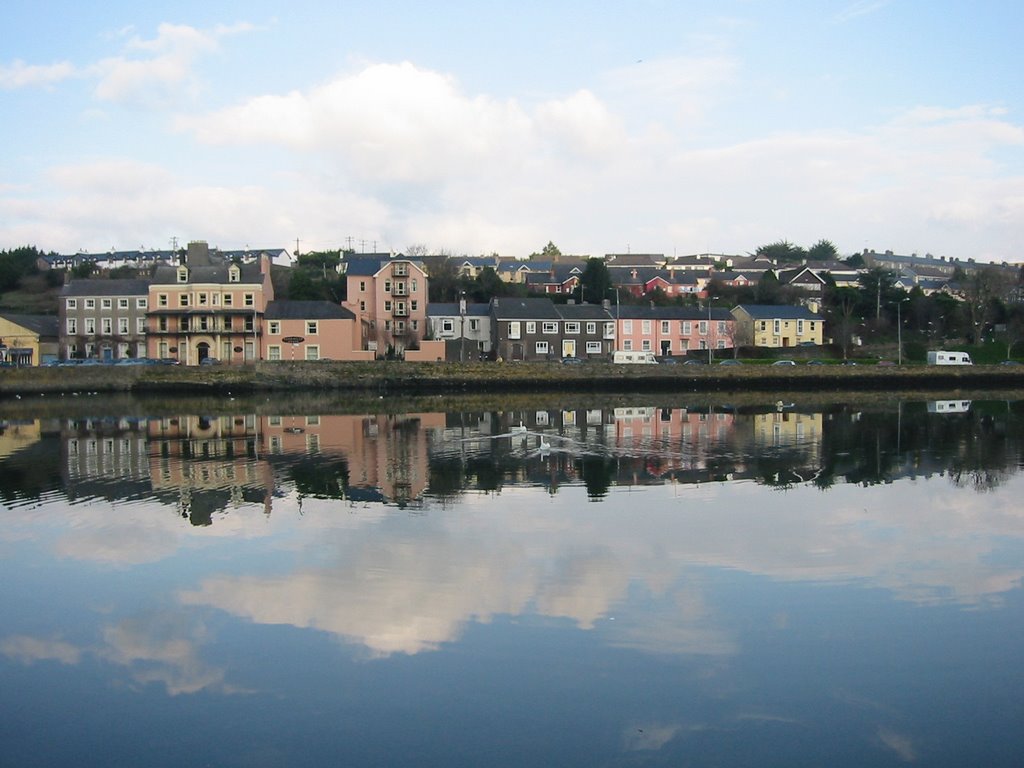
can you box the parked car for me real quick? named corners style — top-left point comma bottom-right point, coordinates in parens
top-left (806, 360), bottom-right (825, 366)
top-left (561, 357), bottom-right (584, 365)
top-left (682, 359), bottom-right (706, 366)
top-left (771, 360), bottom-right (796, 366)
top-left (658, 357), bottom-right (679, 365)
top-left (719, 359), bottom-right (743, 366)
top-left (199, 357), bottom-right (221, 366)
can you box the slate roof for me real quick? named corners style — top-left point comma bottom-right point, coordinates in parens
top-left (0, 313), bottom-right (59, 337)
top-left (151, 261), bottom-right (264, 285)
top-left (616, 306), bottom-right (732, 321)
top-left (427, 303), bottom-right (491, 317)
top-left (264, 301), bottom-right (355, 321)
top-left (61, 279), bottom-right (152, 297)
top-left (735, 304), bottom-right (823, 320)
top-left (556, 304), bottom-right (614, 320)
top-left (343, 255), bottom-right (426, 276)
top-left (490, 297), bottom-right (561, 320)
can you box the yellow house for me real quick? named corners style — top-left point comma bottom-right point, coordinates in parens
top-left (730, 305), bottom-right (824, 348)
top-left (0, 313), bottom-right (59, 366)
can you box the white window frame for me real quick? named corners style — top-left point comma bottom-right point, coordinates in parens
top-left (66, 298), bottom-right (78, 310)
top-left (535, 341), bottom-right (549, 355)
top-left (268, 321), bottom-right (280, 335)
top-left (304, 345), bottom-right (320, 361)
top-left (508, 321), bottom-right (521, 339)
top-left (564, 322), bottom-right (580, 334)
top-left (268, 345), bottom-right (282, 361)
top-left (542, 321), bottom-right (558, 334)
top-left (526, 321), bottom-right (536, 334)
top-left (586, 341), bottom-right (601, 353)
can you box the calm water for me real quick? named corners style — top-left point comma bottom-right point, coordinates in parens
top-left (2, 397), bottom-right (1023, 767)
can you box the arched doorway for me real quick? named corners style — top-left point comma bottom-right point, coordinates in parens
top-left (196, 342), bottom-right (211, 363)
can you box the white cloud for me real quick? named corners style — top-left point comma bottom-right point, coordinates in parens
top-left (1, 635), bottom-right (82, 665)
top-left (0, 59), bottom-right (76, 89)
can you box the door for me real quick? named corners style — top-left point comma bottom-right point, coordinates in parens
top-left (197, 342), bottom-right (210, 363)
top-left (562, 339), bottom-right (576, 358)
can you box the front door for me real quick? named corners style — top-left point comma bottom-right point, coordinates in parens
top-left (562, 340), bottom-right (576, 358)
top-left (197, 342), bottom-right (210, 363)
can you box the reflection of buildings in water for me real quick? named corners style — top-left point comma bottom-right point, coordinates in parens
top-left (62, 417), bottom-right (151, 499)
top-left (262, 413), bottom-right (445, 507)
top-left (0, 419), bottom-right (43, 459)
top-left (147, 414), bottom-right (271, 524)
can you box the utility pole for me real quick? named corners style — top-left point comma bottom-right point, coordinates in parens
top-left (295, 238), bottom-right (300, 258)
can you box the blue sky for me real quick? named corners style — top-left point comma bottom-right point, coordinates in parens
top-left (2, 1), bottom-right (1022, 260)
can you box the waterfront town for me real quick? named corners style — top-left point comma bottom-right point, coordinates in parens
top-left (0, 240), bottom-right (1021, 367)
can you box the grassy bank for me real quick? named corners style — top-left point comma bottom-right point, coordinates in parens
top-left (2, 360), bottom-right (1024, 400)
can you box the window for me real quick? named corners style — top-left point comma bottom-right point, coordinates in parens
top-left (469, 319), bottom-right (478, 331)
top-left (623, 319), bottom-right (633, 333)
top-left (198, 293), bottom-right (207, 305)
top-left (137, 318), bottom-right (146, 334)
top-left (683, 321), bottom-right (691, 335)
top-left (623, 339), bottom-right (633, 351)
top-left (411, 320), bottom-right (418, 331)
top-left (180, 317), bottom-right (190, 331)
top-left (385, 300), bottom-right (392, 312)
top-left (118, 318), bottom-right (129, 335)
top-left (797, 320), bottom-right (804, 334)
top-left (412, 279), bottom-right (418, 292)
top-left (223, 317), bottom-right (233, 331)
top-left (137, 298), bottom-right (147, 309)
top-left (228, 266), bottom-right (240, 283)
top-left (642, 339), bottom-right (652, 351)
top-left (359, 301), bottom-right (366, 312)
top-left (180, 294), bottom-right (189, 307)
top-left (718, 321), bottom-right (727, 334)
top-left (773, 319), bottom-right (781, 334)
top-left (394, 321), bottom-right (405, 334)
top-left (384, 320), bottom-right (392, 331)
top-left (359, 281), bottom-right (366, 292)
top-left (66, 299), bottom-right (77, 310)
top-left (810, 322), bottom-right (816, 332)
top-left (542, 321), bottom-right (558, 334)
top-left (586, 341), bottom-right (601, 353)
top-left (526, 322), bottom-right (536, 334)
top-left (535, 341), bottom-right (549, 354)
top-left (565, 322), bottom-right (580, 334)
top-left (661, 321), bottom-right (670, 334)
top-left (118, 298), bottom-right (129, 309)
top-left (85, 299), bottom-right (95, 309)
top-left (441, 319), bottom-right (454, 334)
top-left (101, 298), bottom-right (112, 309)
top-left (66, 318), bottom-right (77, 335)
top-left (384, 281), bottom-right (391, 293)
top-left (177, 267), bottom-right (188, 283)
top-left (268, 345), bottom-right (281, 361)
top-left (268, 321), bottom-right (280, 335)
top-left (305, 346), bottom-right (320, 361)
top-left (158, 294), bottom-right (168, 307)
top-left (244, 317), bottom-right (254, 332)
top-left (411, 300), bottom-right (418, 311)
top-left (642, 320), bottom-right (652, 334)
top-left (244, 293), bottom-right (254, 307)
top-left (224, 293), bottom-right (233, 306)
top-left (604, 322), bottom-right (615, 338)
top-left (717, 340), bottom-right (727, 349)
top-left (85, 318), bottom-right (96, 334)
top-left (587, 322), bottom-right (596, 334)
top-left (508, 321), bottom-right (521, 339)
top-left (306, 321), bottom-right (318, 335)
top-left (158, 317), bottom-right (168, 332)
top-left (158, 341), bottom-right (169, 358)
top-left (760, 321), bottom-right (767, 331)
top-left (102, 318), bottom-right (112, 335)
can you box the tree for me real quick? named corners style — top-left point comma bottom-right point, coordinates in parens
top-left (755, 240), bottom-right (806, 263)
top-left (531, 241), bottom-right (562, 260)
top-left (960, 266), bottom-right (1005, 344)
top-left (858, 266), bottom-right (898, 321)
top-left (824, 286), bottom-right (862, 359)
top-left (578, 257), bottom-right (611, 304)
top-left (806, 239), bottom-right (838, 261)
top-left (297, 250), bottom-right (341, 278)
top-left (288, 269), bottom-right (322, 301)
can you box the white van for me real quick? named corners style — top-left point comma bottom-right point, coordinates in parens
top-left (613, 350), bottom-right (657, 364)
top-left (926, 350), bottom-right (973, 366)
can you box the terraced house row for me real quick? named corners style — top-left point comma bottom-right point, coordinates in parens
top-left (48, 242), bottom-right (823, 366)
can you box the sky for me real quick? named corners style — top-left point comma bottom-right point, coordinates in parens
top-left (1, 1), bottom-right (1022, 261)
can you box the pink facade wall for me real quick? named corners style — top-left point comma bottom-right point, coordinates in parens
top-left (262, 317), bottom-right (374, 361)
top-left (615, 317), bottom-right (735, 355)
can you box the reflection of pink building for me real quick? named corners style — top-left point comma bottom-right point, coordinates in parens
top-left (261, 412), bottom-right (446, 505)
top-left (615, 307), bottom-right (735, 357)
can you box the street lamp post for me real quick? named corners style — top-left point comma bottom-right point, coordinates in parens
top-left (707, 296), bottom-right (718, 365)
top-left (459, 292), bottom-right (466, 362)
top-left (897, 297), bottom-right (909, 365)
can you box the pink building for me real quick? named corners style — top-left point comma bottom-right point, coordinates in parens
top-left (262, 301), bottom-right (373, 361)
top-left (616, 306), bottom-right (735, 357)
top-left (343, 255), bottom-right (429, 357)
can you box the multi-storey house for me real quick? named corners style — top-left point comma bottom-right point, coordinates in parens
top-left (59, 279), bottom-right (151, 361)
top-left (146, 241), bottom-right (274, 365)
top-left (342, 255), bottom-right (428, 357)
top-left (0, 313), bottom-right (58, 366)
top-left (731, 305), bottom-right (825, 348)
top-left (490, 298), bottom-right (614, 361)
top-left (616, 306), bottom-right (734, 358)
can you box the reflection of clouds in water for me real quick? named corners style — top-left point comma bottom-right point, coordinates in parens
top-left (2, 611), bottom-right (241, 697)
top-left (179, 530), bottom-right (614, 656)
top-left (877, 727), bottom-right (918, 762)
top-left (623, 722), bottom-right (682, 751)
top-left (1, 635), bottom-right (82, 665)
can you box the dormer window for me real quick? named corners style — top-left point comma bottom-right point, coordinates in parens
top-left (177, 267), bottom-right (188, 283)
top-left (229, 264), bottom-right (241, 283)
